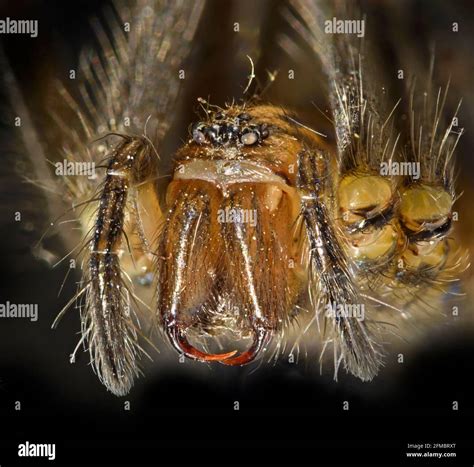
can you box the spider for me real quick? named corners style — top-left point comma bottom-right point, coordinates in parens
top-left (23, 0), bottom-right (466, 396)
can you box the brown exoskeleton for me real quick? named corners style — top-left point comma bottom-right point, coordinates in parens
top-left (77, 101), bottom-right (384, 396)
top-left (34, 0), bottom-right (466, 396)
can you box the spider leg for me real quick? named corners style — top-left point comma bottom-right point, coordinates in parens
top-left (298, 148), bottom-right (383, 381)
top-left (82, 135), bottom-right (161, 396)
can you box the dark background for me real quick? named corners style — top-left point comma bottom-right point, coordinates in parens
top-left (0, 0), bottom-right (473, 464)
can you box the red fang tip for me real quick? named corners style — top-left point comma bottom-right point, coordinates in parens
top-left (167, 325), bottom-right (238, 361)
top-left (166, 323), bottom-right (270, 366)
top-left (219, 327), bottom-right (270, 366)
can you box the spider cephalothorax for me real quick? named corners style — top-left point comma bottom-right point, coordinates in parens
top-left (158, 104), bottom-right (318, 366)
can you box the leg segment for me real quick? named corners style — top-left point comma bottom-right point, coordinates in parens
top-left (82, 136), bottom-right (159, 396)
top-left (298, 149), bottom-right (383, 381)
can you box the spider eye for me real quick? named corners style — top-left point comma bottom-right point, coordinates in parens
top-left (192, 124), bottom-right (206, 144)
top-left (237, 112), bottom-right (251, 122)
top-left (240, 129), bottom-right (259, 145)
top-left (205, 128), bottom-right (217, 142)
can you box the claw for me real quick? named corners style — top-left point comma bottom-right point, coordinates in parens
top-left (167, 323), bottom-right (238, 361)
top-left (166, 320), bottom-right (270, 365)
top-left (220, 326), bottom-right (270, 366)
